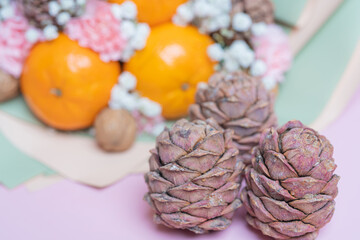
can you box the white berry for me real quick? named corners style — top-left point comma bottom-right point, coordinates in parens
top-left (237, 49), bottom-right (255, 68)
top-left (25, 28), bottom-right (40, 43)
top-left (43, 25), bottom-right (59, 40)
top-left (151, 123), bottom-right (166, 136)
top-left (120, 1), bottom-right (137, 20)
top-left (224, 56), bottom-right (240, 72)
top-left (120, 20), bottom-right (136, 40)
top-left (56, 12), bottom-right (71, 25)
top-left (262, 76), bottom-right (277, 90)
top-left (207, 43), bottom-right (224, 61)
top-left (0, 5), bottom-right (14, 20)
top-left (111, 4), bottom-right (123, 20)
top-left (131, 23), bottom-right (150, 50)
top-left (232, 13), bottom-right (252, 32)
top-left (176, 4), bottom-right (194, 23)
top-left (118, 71), bottom-right (137, 90)
top-left (60, 0), bottom-right (74, 10)
top-left (138, 98), bottom-right (162, 117)
top-left (250, 60), bottom-right (267, 76)
top-left (48, 1), bottom-right (61, 16)
top-left (252, 22), bottom-right (268, 36)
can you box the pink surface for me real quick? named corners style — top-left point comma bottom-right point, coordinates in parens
top-left (1, 88), bottom-right (360, 239)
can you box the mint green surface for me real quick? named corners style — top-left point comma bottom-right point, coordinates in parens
top-left (0, 132), bottom-right (54, 188)
top-left (0, 96), bottom-right (40, 125)
top-left (273, 0), bottom-right (308, 26)
top-left (275, 0), bottom-right (360, 125)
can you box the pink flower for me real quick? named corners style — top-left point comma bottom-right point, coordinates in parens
top-left (252, 24), bottom-right (292, 83)
top-left (0, 9), bottom-right (35, 78)
top-left (132, 110), bottom-right (164, 135)
top-left (65, 0), bottom-right (127, 62)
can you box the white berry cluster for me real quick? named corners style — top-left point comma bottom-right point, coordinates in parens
top-left (0, 0), bottom-right (13, 22)
top-left (109, 72), bottom-right (165, 135)
top-left (173, 0), bottom-right (232, 33)
top-left (22, 0), bottom-right (86, 42)
top-left (110, 1), bottom-right (150, 61)
top-left (207, 39), bottom-right (267, 76)
top-left (173, 0), bottom-right (270, 79)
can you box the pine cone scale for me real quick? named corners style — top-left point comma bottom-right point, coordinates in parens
top-left (288, 195), bottom-right (332, 215)
top-left (269, 221), bottom-right (316, 238)
top-left (261, 196), bottom-right (306, 221)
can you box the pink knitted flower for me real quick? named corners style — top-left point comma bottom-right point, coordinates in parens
top-left (252, 24), bottom-right (292, 83)
top-left (132, 110), bottom-right (165, 135)
top-left (0, 10), bottom-right (35, 78)
top-left (65, 0), bottom-right (127, 62)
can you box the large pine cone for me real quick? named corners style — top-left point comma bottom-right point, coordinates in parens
top-left (189, 71), bottom-right (277, 165)
top-left (18, 0), bottom-right (85, 30)
top-left (144, 118), bottom-right (245, 234)
top-left (241, 120), bottom-right (340, 240)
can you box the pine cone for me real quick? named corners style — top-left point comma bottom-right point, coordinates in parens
top-left (241, 120), bottom-right (340, 240)
top-left (189, 71), bottom-right (277, 165)
top-left (18, 0), bottom-right (85, 30)
top-left (144, 118), bottom-right (245, 234)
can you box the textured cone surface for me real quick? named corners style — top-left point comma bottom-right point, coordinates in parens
top-left (189, 71), bottom-right (277, 165)
top-left (18, 0), bottom-right (85, 30)
top-left (241, 120), bottom-right (340, 240)
top-left (145, 118), bottom-right (245, 234)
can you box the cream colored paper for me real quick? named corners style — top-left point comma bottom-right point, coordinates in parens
top-left (310, 41), bottom-right (360, 131)
top-left (289, 0), bottom-right (344, 55)
top-left (24, 174), bottom-right (64, 191)
top-left (0, 112), bottom-right (152, 188)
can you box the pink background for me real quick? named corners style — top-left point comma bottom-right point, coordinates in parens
top-left (1, 87), bottom-right (359, 240)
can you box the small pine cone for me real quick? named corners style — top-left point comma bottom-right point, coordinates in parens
top-left (144, 118), bottom-right (245, 234)
top-left (18, 0), bottom-right (85, 30)
top-left (189, 71), bottom-right (277, 165)
top-left (241, 120), bottom-right (340, 240)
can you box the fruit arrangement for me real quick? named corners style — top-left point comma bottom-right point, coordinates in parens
top-left (0, 0), bottom-right (292, 141)
top-left (0, 0), bottom-right (340, 239)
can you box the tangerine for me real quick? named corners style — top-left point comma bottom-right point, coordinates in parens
top-left (21, 34), bottom-right (120, 130)
top-left (109, 0), bottom-right (187, 26)
top-left (124, 23), bottom-right (215, 119)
